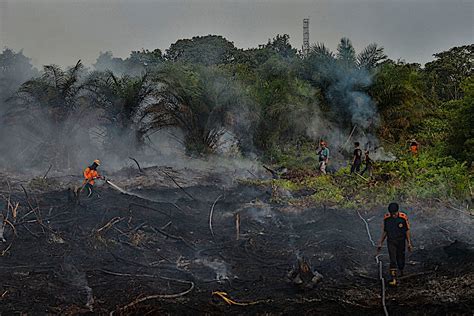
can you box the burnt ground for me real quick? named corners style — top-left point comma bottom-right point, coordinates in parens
top-left (0, 168), bottom-right (473, 315)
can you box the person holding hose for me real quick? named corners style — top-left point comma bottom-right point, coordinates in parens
top-left (377, 202), bottom-right (413, 286)
top-left (83, 159), bottom-right (104, 197)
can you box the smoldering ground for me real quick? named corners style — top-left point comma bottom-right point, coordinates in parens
top-left (0, 168), bottom-right (472, 314)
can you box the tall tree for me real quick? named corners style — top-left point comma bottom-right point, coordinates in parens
top-left (357, 43), bottom-right (387, 70)
top-left (85, 71), bottom-right (157, 153)
top-left (5, 61), bottom-right (91, 167)
top-left (370, 60), bottom-right (430, 141)
top-left (0, 48), bottom-right (38, 110)
top-left (337, 37), bottom-right (357, 67)
top-left (447, 76), bottom-right (474, 163)
top-left (141, 63), bottom-right (255, 154)
top-left (301, 38), bottom-right (386, 130)
top-left (425, 44), bottom-right (473, 101)
top-left (165, 35), bottom-right (240, 66)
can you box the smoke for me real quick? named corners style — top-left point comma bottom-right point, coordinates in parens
top-left (194, 258), bottom-right (229, 281)
top-left (0, 40), bottom-right (385, 176)
top-left (326, 65), bottom-right (379, 129)
top-left (61, 258), bottom-right (94, 311)
top-left (303, 48), bottom-right (382, 160)
top-left (93, 51), bottom-right (147, 77)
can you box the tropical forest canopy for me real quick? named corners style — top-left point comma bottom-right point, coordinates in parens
top-left (0, 35), bottom-right (472, 168)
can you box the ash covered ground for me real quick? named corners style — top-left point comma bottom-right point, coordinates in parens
top-left (0, 166), bottom-right (473, 315)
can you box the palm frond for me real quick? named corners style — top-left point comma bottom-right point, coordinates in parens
top-left (357, 43), bottom-right (387, 69)
top-left (309, 43), bottom-right (335, 61)
top-left (337, 37), bottom-right (356, 67)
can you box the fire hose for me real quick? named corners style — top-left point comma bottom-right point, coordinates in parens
top-left (357, 210), bottom-right (389, 316)
top-left (105, 179), bottom-right (127, 194)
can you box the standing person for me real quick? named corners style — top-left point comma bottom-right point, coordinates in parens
top-left (317, 141), bottom-right (330, 174)
top-left (361, 150), bottom-right (373, 177)
top-left (351, 142), bottom-right (363, 174)
top-left (83, 159), bottom-right (103, 197)
top-left (409, 139), bottom-right (419, 155)
top-left (377, 203), bottom-right (413, 286)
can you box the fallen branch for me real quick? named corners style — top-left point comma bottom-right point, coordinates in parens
top-left (160, 221), bottom-right (172, 230)
top-left (20, 184), bottom-right (30, 202)
top-left (1, 244), bottom-right (13, 256)
top-left (4, 219), bottom-right (17, 237)
top-left (128, 157), bottom-right (144, 173)
top-left (19, 184), bottom-right (36, 213)
top-left (262, 165), bottom-right (278, 179)
top-left (121, 281), bottom-right (193, 302)
top-left (129, 203), bottom-right (172, 218)
top-left (434, 199), bottom-right (473, 217)
top-left (109, 271), bottom-right (195, 315)
top-left (18, 208), bottom-right (39, 223)
top-left (446, 204), bottom-right (473, 217)
top-left (96, 217), bottom-right (124, 234)
top-left (0, 220), bottom-right (17, 257)
top-left (160, 170), bottom-right (195, 201)
top-left (212, 291), bottom-right (260, 306)
top-left (152, 226), bottom-right (195, 250)
top-left (355, 172), bottom-right (369, 182)
top-left (340, 125), bottom-right (357, 151)
top-left (42, 164), bottom-right (53, 179)
top-left (11, 202), bottom-right (19, 222)
top-left (247, 170), bottom-right (257, 178)
top-left (235, 213), bottom-right (240, 241)
top-left (209, 195), bottom-right (223, 239)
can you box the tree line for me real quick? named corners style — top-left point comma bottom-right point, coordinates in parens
top-left (0, 35), bottom-right (472, 168)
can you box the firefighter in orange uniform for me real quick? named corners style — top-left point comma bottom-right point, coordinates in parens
top-left (377, 202), bottom-right (413, 286)
top-left (83, 159), bottom-right (103, 197)
top-left (409, 139), bottom-right (419, 155)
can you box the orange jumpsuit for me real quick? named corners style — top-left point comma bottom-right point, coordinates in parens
top-left (83, 167), bottom-right (100, 185)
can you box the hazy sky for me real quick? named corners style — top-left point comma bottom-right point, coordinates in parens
top-left (1, 0), bottom-right (473, 68)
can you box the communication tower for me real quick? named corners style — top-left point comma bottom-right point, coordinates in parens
top-left (303, 18), bottom-right (310, 56)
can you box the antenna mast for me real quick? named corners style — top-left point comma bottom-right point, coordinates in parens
top-left (303, 18), bottom-right (310, 56)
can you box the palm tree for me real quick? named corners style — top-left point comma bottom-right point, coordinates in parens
top-left (85, 71), bottom-right (157, 153)
top-left (370, 61), bottom-right (429, 140)
top-left (303, 38), bottom-right (387, 130)
top-left (357, 43), bottom-right (387, 70)
top-left (140, 63), bottom-right (255, 154)
top-left (308, 38), bottom-right (386, 71)
top-left (337, 37), bottom-right (357, 68)
top-left (5, 60), bottom-right (90, 168)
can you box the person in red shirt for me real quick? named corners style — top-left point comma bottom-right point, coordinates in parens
top-left (409, 139), bottom-right (419, 155)
top-left (83, 159), bottom-right (103, 197)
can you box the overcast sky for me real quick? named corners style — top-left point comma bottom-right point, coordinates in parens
top-left (1, 0), bottom-right (473, 68)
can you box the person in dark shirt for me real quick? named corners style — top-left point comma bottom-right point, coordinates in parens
top-left (377, 202), bottom-right (413, 286)
top-left (361, 150), bottom-right (373, 177)
top-left (351, 142), bottom-right (363, 174)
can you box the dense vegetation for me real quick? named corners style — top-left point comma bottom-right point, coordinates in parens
top-left (0, 36), bottom-right (472, 205)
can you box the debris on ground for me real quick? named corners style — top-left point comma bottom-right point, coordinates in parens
top-left (0, 167), bottom-right (473, 315)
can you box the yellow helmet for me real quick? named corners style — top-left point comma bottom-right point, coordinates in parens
top-left (93, 159), bottom-right (101, 166)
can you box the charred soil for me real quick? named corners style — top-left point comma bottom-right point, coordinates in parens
top-left (0, 169), bottom-right (473, 315)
